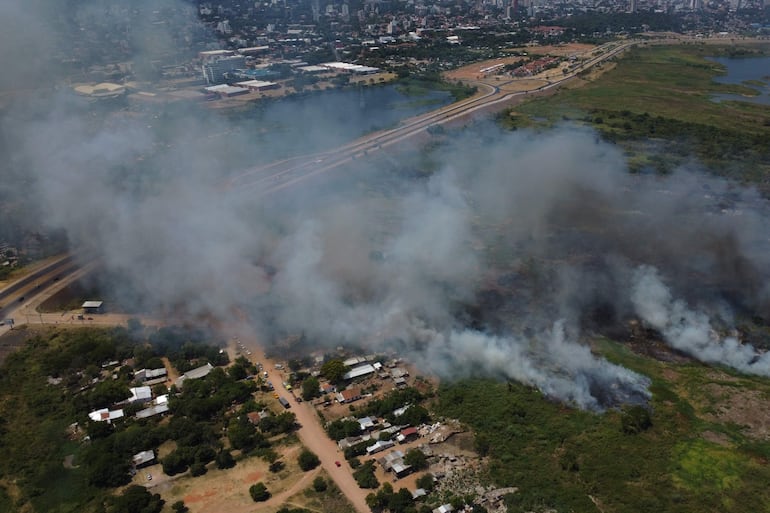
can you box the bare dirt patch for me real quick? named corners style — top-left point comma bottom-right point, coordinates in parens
top-left (505, 43), bottom-right (597, 57)
top-left (701, 430), bottom-right (733, 447)
top-left (696, 384), bottom-right (770, 440)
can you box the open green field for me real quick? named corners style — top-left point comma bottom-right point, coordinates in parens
top-left (435, 338), bottom-right (770, 513)
top-left (503, 44), bottom-right (770, 186)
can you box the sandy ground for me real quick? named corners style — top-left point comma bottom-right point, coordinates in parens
top-left (219, 321), bottom-right (373, 513)
top-left (445, 43), bottom-right (597, 82)
top-left (150, 443), bottom-right (321, 513)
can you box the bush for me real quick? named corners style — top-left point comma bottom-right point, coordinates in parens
top-left (313, 476), bottom-right (328, 492)
top-left (621, 405), bottom-right (652, 434)
top-left (189, 462), bottom-right (207, 477)
top-left (249, 482), bottom-right (270, 502)
top-left (297, 449), bottom-right (320, 471)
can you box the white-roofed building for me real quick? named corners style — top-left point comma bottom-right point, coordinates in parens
top-left (203, 84), bottom-right (250, 97)
top-left (366, 439), bottom-right (395, 455)
top-left (81, 301), bottom-right (104, 314)
top-left (176, 363), bottom-right (214, 387)
top-left (88, 408), bottom-right (124, 423)
top-left (135, 403), bottom-right (170, 419)
top-left (132, 450), bottom-right (155, 468)
top-left (344, 364), bottom-right (376, 380)
top-left (235, 80), bottom-right (279, 91)
top-left (320, 62), bottom-right (380, 74)
top-left (135, 367), bottom-right (167, 384)
top-left (358, 416), bottom-right (377, 431)
top-left (128, 386), bottom-right (153, 404)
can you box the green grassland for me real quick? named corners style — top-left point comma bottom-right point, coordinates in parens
top-left (502, 44), bottom-right (770, 188)
top-left (434, 338), bottom-right (770, 513)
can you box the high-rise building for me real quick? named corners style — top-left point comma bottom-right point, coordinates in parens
top-left (202, 56), bottom-right (247, 84)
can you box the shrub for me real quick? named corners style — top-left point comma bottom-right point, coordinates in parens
top-left (249, 482), bottom-right (270, 502)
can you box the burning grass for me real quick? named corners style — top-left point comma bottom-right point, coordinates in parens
top-left (434, 337), bottom-right (770, 513)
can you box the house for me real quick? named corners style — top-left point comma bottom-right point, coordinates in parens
top-left (412, 488), bottom-right (427, 499)
top-left (433, 505), bottom-right (454, 513)
top-left (135, 367), bottom-right (167, 384)
top-left (344, 364), bottom-right (376, 380)
top-left (390, 367), bottom-right (409, 379)
top-left (88, 408), bottom-right (124, 423)
top-left (392, 461), bottom-right (413, 479)
top-left (132, 450), bottom-right (155, 468)
top-left (397, 426), bottom-right (419, 444)
top-left (393, 377), bottom-right (408, 388)
top-left (247, 409), bottom-right (271, 425)
top-left (338, 434), bottom-right (371, 450)
top-left (176, 363), bottom-right (214, 387)
top-left (358, 416), bottom-right (377, 431)
top-left (366, 439), bottom-right (395, 455)
top-left (127, 386), bottom-right (153, 404)
top-left (376, 450), bottom-right (404, 471)
top-left (135, 394), bottom-right (169, 419)
top-left (336, 388), bottom-right (362, 404)
top-left (320, 383), bottom-right (337, 395)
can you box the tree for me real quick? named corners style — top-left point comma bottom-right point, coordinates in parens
top-left (320, 359), bottom-right (348, 385)
top-left (416, 473), bottom-right (435, 491)
top-left (107, 485), bottom-right (164, 513)
top-left (301, 376), bottom-right (321, 401)
top-left (216, 450), bottom-right (236, 469)
top-left (249, 482), bottom-right (270, 502)
top-left (86, 450), bottom-right (131, 488)
top-left (297, 449), bottom-right (320, 471)
top-left (353, 461), bottom-right (379, 489)
top-left (404, 448), bottom-right (428, 470)
top-left (313, 476), bottom-right (328, 492)
top-left (388, 488), bottom-right (414, 513)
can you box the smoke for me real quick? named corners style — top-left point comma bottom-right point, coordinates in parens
top-left (631, 265), bottom-right (770, 376)
top-left (3, 0), bottom-right (770, 411)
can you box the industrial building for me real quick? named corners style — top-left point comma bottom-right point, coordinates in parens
top-left (320, 62), bottom-right (380, 74)
top-left (203, 84), bottom-right (250, 98)
top-left (235, 80), bottom-right (280, 92)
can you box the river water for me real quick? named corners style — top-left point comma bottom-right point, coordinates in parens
top-left (225, 83), bottom-right (454, 165)
top-left (709, 55), bottom-right (770, 105)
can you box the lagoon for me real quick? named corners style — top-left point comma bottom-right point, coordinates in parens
top-left (709, 55), bottom-right (770, 105)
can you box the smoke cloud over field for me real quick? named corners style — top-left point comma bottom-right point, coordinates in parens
top-left (3, 0), bottom-right (770, 410)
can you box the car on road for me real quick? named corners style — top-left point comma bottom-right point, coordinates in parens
top-left (335, 461), bottom-right (341, 467)
top-left (273, 392), bottom-right (279, 399)
top-left (146, 474), bottom-right (152, 481)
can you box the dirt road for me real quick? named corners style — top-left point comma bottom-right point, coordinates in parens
top-left (226, 323), bottom-right (372, 513)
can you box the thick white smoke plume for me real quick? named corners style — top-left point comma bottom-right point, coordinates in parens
top-left (416, 322), bottom-right (651, 411)
top-left (631, 266), bottom-right (770, 375)
top-left (3, 0), bottom-right (770, 411)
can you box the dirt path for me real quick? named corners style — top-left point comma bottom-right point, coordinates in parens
top-left (260, 466), bottom-right (321, 509)
top-left (226, 322), bottom-right (372, 513)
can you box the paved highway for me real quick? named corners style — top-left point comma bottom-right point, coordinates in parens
top-left (227, 40), bottom-right (638, 196)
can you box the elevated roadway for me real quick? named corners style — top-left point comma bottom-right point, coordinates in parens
top-left (227, 40), bottom-right (638, 195)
